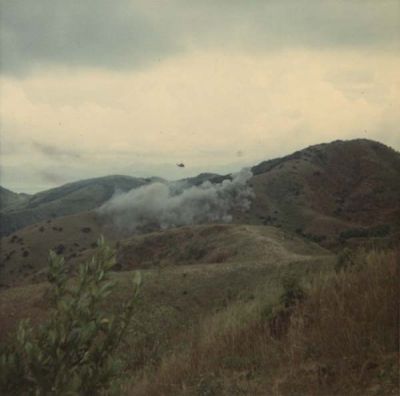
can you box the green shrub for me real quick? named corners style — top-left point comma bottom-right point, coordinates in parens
top-left (280, 274), bottom-right (305, 308)
top-left (0, 237), bottom-right (141, 395)
top-left (266, 274), bottom-right (306, 338)
top-left (339, 224), bottom-right (391, 241)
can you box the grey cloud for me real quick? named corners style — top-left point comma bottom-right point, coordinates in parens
top-left (1, 0), bottom-right (398, 75)
top-left (32, 141), bottom-right (81, 160)
top-left (182, 0), bottom-right (399, 49)
top-left (0, 0), bottom-right (179, 75)
top-left (39, 170), bottom-right (71, 185)
top-left (0, 138), bottom-right (25, 156)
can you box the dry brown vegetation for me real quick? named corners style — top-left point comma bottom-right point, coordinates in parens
top-left (244, 139), bottom-right (400, 250)
top-left (128, 249), bottom-right (399, 396)
top-left (1, 236), bottom-right (396, 395)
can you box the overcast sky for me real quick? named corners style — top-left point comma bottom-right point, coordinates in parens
top-left (1, 0), bottom-right (399, 193)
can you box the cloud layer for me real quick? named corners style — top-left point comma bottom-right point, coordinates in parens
top-left (1, 49), bottom-right (399, 193)
top-left (1, 0), bottom-right (399, 75)
top-left (0, 1), bottom-right (399, 193)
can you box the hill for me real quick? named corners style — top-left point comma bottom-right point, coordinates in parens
top-left (0, 175), bottom-right (161, 236)
top-left (0, 186), bottom-right (30, 211)
top-left (1, 138), bottom-right (399, 282)
top-left (0, 173), bottom-right (226, 237)
top-left (0, 211), bottom-right (112, 287)
top-left (2, 139), bottom-right (398, 249)
top-left (240, 139), bottom-right (400, 249)
top-left (0, 220), bottom-right (334, 350)
top-left (0, 215), bottom-right (328, 288)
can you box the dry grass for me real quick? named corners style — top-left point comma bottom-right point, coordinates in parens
top-left (127, 249), bottom-right (399, 396)
top-left (279, 248), bottom-right (399, 395)
top-left (128, 299), bottom-right (280, 395)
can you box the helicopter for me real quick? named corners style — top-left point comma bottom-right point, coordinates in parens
top-left (176, 163), bottom-right (185, 168)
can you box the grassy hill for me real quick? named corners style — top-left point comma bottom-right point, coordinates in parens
top-left (240, 139), bottom-right (400, 249)
top-left (0, 186), bottom-right (30, 211)
top-left (0, 175), bottom-right (158, 236)
top-left (0, 216), bottom-right (328, 288)
top-left (0, 211), bottom-right (111, 287)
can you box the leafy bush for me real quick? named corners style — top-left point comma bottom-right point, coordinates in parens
top-left (0, 237), bottom-right (141, 395)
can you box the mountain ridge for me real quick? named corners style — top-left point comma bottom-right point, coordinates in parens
top-left (1, 139), bottom-right (399, 249)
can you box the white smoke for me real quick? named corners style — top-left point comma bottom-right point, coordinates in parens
top-left (97, 168), bottom-right (254, 233)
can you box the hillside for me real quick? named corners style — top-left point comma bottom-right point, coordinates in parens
top-left (1, 139), bottom-right (399, 282)
top-left (0, 173), bottom-right (226, 237)
top-left (0, 211), bottom-right (114, 287)
top-left (0, 175), bottom-right (160, 236)
top-left (0, 187), bottom-right (30, 211)
top-left (2, 139), bottom-right (398, 249)
top-left (0, 216), bottom-right (333, 343)
top-left (0, 216), bottom-right (328, 288)
top-left (240, 139), bottom-right (400, 249)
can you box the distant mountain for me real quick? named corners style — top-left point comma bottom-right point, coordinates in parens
top-left (239, 139), bottom-right (400, 248)
top-left (0, 172), bottom-right (226, 236)
top-left (178, 172), bottom-right (221, 186)
top-left (0, 175), bottom-right (161, 236)
top-left (1, 139), bottom-right (399, 249)
top-left (0, 186), bottom-right (30, 211)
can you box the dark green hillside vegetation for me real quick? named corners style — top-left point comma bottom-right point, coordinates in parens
top-left (0, 186), bottom-right (30, 211)
top-left (0, 175), bottom-right (159, 236)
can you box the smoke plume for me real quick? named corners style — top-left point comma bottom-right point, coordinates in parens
top-left (97, 168), bottom-right (253, 233)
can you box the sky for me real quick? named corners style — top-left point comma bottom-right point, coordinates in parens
top-left (1, 0), bottom-right (399, 193)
